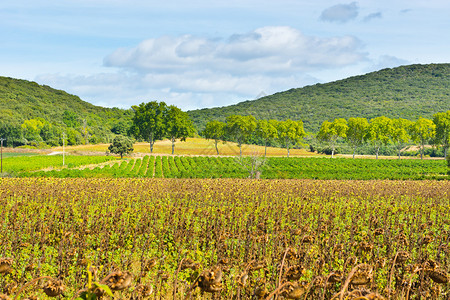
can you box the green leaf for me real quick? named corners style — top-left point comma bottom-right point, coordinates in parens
top-left (75, 291), bottom-right (91, 300)
top-left (93, 282), bottom-right (114, 297)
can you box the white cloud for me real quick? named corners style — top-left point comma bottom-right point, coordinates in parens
top-left (104, 26), bottom-right (366, 77)
top-left (36, 71), bottom-right (320, 111)
top-left (4, 0), bottom-right (450, 114)
top-left (320, 2), bottom-right (359, 23)
top-left (38, 26), bottom-right (368, 111)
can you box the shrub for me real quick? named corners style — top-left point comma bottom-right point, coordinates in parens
top-left (108, 135), bottom-right (134, 158)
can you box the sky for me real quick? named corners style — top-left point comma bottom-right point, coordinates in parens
top-left (1, 1), bottom-right (450, 111)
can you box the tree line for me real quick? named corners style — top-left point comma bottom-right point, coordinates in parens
top-left (317, 112), bottom-right (450, 159)
top-left (202, 111), bottom-right (450, 159)
top-left (100, 102), bottom-right (450, 159)
top-left (1, 96), bottom-right (449, 161)
top-left (202, 116), bottom-right (305, 157)
top-left (0, 112), bottom-right (96, 148)
top-left (0, 110), bottom-right (131, 148)
top-left (109, 102), bottom-right (305, 157)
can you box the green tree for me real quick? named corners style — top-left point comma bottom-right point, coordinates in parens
top-left (111, 120), bottom-right (130, 135)
top-left (366, 116), bottom-right (392, 159)
top-left (226, 115), bottom-right (257, 157)
top-left (0, 122), bottom-right (23, 147)
top-left (317, 118), bottom-right (348, 158)
top-left (277, 119), bottom-right (306, 158)
top-left (411, 117), bottom-right (436, 159)
top-left (21, 118), bottom-right (45, 143)
top-left (62, 110), bottom-right (80, 128)
top-left (390, 118), bottom-right (413, 159)
top-left (202, 120), bottom-right (226, 155)
top-left (130, 101), bottom-right (167, 153)
top-left (165, 105), bottom-right (196, 155)
top-left (66, 127), bottom-right (83, 145)
top-left (40, 122), bottom-right (62, 146)
top-left (346, 117), bottom-right (369, 159)
top-left (256, 119), bottom-right (279, 157)
top-left (108, 135), bottom-right (134, 158)
top-left (433, 111), bottom-right (450, 157)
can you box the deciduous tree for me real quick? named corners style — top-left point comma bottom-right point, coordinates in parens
top-left (165, 105), bottom-right (196, 155)
top-left (317, 118), bottom-right (348, 158)
top-left (108, 135), bottom-right (134, 158)
top-left (346, 117), bottom-right (369, 159)
top-left (256, 119), bottom-right (278, 157)
top-left (366, 116), bottom-right (392, 159)
top-left (277, 119), bottom-right (305, 158)
top-left (411, 117), bottom-right (436, 159)
top-left (130, 101), bottom-right (167, 153)
top-left (62, 110), bottom-right (80, 128)
top-left (226, 115), bottom-right (257, 157)
top-left (390, 118), bottom-right (413, 159)
top-left (21, 118), bottom-right (45, 143)
top-left (0, 122), bottom-right (23, 147)
top-left (202, 120), bottom-right (226, 155)
top-left (447, 152), bottom-right (450, 175)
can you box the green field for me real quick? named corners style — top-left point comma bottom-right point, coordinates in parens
top-left (14, 155), bottom-right (448, 180)
top-left (1, 154), bottom-right (119, 173)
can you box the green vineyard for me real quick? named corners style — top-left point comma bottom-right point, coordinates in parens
top-left (19, 155), bottom-right (448, 180)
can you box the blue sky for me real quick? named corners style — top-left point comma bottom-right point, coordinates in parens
top-left (1, 1), bottom-right (450, 111)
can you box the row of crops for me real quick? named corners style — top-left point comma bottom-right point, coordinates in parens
top-left (1, 178), bottom-right (449, 299)
top-left (264, 157), bottom-right (447, 180)
top-left (22, 155), bottom-right (448, 180)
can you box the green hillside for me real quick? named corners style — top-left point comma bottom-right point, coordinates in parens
top-left (188, 63), bottom-right (450, 132)
top-left (1, 63), bottom-right (450, 148)
top-left (0, 76), bottom-right (132, 146)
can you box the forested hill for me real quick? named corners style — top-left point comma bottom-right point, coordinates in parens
top-left (2, 63), bottom-right (450, 144)
top-left (187, 63), bottom-right (450, 132)
top-left (0, 76), bottom-right (132, 145)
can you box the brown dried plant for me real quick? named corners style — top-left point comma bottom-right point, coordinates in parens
top-left (0, 258), bottom-right (13, 274)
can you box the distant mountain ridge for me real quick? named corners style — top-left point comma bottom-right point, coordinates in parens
top-left (187, 63), bottom-right (450, 132)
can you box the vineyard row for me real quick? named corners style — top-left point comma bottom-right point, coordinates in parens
top-left (23, 155), bottom-right (448, 180)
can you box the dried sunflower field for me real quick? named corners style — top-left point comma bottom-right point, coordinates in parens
top-left (0, 178), bottom-right (449, 299)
